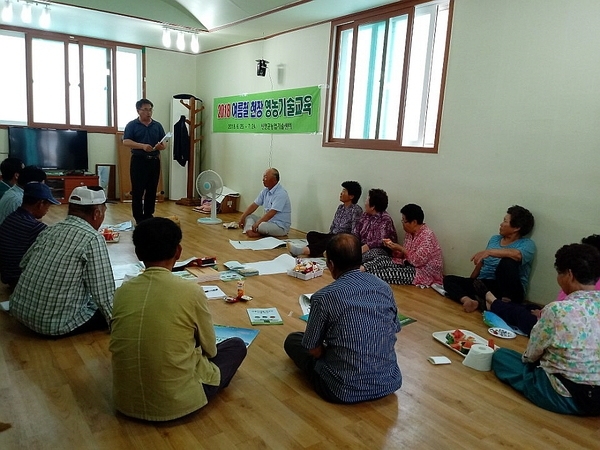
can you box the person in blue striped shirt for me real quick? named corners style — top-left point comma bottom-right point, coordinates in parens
top-left (284, 233), bottom-right (402, 403)
top-left (0, 182), bottom-right (60, 288)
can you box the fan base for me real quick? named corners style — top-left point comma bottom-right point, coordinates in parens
top-left (198, 217), bottom-right (223, 225)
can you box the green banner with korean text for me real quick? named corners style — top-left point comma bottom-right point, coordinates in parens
top-left (213, 86), bottom-right (320, 134)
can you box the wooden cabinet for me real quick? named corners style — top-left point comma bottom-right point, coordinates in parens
top-left (46, 175), bottom-right (100, 204)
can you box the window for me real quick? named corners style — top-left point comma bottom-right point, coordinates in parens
top-left (324, 0), bottom-right (452, 152)
top-left (0, 30), bottom-right (27, 124)
top-left (0, 27), bottom-right (143, 132)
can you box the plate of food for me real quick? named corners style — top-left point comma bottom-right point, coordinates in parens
top-left (100, 229), bottom-right (120, 243)
top-left (432, 329), bottom-right (497, 357)
top-left (488, 327), bottom-right (516, 339)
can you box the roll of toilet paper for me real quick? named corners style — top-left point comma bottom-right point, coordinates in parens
top-left (462, 344), bottom-right (494, 371)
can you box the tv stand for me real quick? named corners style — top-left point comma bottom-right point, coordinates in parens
top-left (46, 174), bottom-right (100, 204)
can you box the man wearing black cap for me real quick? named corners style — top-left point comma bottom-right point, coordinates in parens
top-left (9, 186), bottom-right (114, 337)
top-left (0, 182), bottom-right (60, 288)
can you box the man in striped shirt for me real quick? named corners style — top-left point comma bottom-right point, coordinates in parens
top-left (284, 233), bottom-right (403, 403)
top-left (0, 182), bottom-right (60, 288)
top-left (9, 186), bottom-right (114, 337)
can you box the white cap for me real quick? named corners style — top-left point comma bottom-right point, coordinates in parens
top-left (68, 186), bottom-right (107, 205)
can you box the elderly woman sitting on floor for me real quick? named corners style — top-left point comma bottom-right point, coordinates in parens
top-left (361, 203), bottom-right (443, 286)
top-left (492, 243), bottom-right (600, 416)
top-left (352, 188), bottom-right (397, 262)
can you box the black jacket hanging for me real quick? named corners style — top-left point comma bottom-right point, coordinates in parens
top-left (173, 115), bottom-right (190, 167)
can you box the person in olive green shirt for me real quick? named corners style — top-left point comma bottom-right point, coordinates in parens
top-left (109, 218), bottom-right (247, 421)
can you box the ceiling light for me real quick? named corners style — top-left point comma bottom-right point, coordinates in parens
top-left (176, 31), bottom-right (185, 51)
top-left (39, 5), bottom-right (50, 29)
top-left (1, 1), bottom-right (13, 23)
top-left (20, 1), bottom-right (31, 23)
top-left (190, 34), bottom-right (199, 54)
top-left (162, 28), bottom-right (171, 48)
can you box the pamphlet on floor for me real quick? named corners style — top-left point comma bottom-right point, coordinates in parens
top-left (202, 285), bottom-right (227, 300)
top-left (214, 324), bottom-right (259, 347)
top-left (247, 307), bottom-right (283, 325)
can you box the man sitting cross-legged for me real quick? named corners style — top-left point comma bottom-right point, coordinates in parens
top-left (284, 233), bottom-right (402, 404)
top-left (110, 217), bottom-right (247, 421)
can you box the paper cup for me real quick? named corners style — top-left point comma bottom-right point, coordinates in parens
top-left (462, 344), bottom-right (494, 371)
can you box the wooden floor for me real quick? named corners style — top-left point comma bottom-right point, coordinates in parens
top-left (1, 201), bottom-right (598, 449)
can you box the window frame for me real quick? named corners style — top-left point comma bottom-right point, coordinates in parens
top-left (0, 24), bottom-right (144, 133)
top-left (322, 0), bottom-right (453, 153)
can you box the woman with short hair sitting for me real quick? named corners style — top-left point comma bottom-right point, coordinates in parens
top-left (361, 203), bottom-right (443, 286)
top-left (352, 188), bottom-right (397, 262)
top-left (492, 243), bottom-right (600, 415)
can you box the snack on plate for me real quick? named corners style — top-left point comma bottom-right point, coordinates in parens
top-left (100, 228), bottom-right (119, 242)
top-left (292, 260), bottom-right (321, 274)
top-left (445, 329), bottom-right (476, 355)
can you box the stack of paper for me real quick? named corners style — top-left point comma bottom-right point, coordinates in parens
top-left (186, 266), bottom-right (221, 282)
top-left (202, 285), bottom-right (227, 300)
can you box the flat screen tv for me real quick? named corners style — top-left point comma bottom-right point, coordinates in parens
top-left (8, 127), bottom-right (89, 172)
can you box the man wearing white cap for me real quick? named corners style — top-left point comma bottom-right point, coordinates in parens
top-left (0, 182), bottom-right (60, 288)
top-left (9, 186), bottom-right (115, 337)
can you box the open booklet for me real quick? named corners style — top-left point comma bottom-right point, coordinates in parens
top-left (298, 293), bottom-right (313, 320)
top-left (214, 324), bottom-right (259, 347)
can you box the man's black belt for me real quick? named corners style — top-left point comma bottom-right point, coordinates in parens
top-left (132, 154), bottom-right (160, 160)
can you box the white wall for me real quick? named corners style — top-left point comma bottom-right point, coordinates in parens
top-left (193, 0), bottom-right (600, 305)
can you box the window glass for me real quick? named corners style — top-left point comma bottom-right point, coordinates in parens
top-left (116, 47), bottom-right (143, 130)
top-left (0, 31), bottom-right (27, 124)
top-left (380, 15), bottom-right (408, 140)
top-left (83, 45), bottom-right (112, 127)
top-left (32, 38), bottom-right (66, 124)
top-left (332, 28), bottom-right (353, 139)
top-left (326, 0), bottom-right (451, 152)
top-left (68, 43), bottom-right (81, 126)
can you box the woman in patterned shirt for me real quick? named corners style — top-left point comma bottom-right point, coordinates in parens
top-left (288, 181), bottom-right (363, 257)
top-left (361, 203), bottom-right (443, 286)
top-left (352, 188), bottom-right (398, 263)
top-left (492, 243), bottom-right (600, 415)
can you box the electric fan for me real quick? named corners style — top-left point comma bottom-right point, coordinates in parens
top-left (196, 170), bottom-right (224, 224)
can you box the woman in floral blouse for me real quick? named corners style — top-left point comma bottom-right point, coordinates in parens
top-left (492, 243), bottom-right (600, 415)
top-left (361, 203), bottom-right (443, 286)
top-left (351, 188), bottom-right (398, 263)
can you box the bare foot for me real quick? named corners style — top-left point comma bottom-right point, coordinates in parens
top-left (246, 229), bottom-right (261, 238)
top-left (461, 297), bottom-right (480, 313)
top-left (461, 297), bottom-right (479, 312)
top-left (485, 291), bottom-right (500, 310)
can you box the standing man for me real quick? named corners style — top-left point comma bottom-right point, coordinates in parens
top-left (238, 168), bottom-right (291, 237)
top-left (0, 182), bottom-right (60, 288)
top-left (122, 99), bottom-right (167, 224)
top-left (9, 186), bottom-right (114, 337)
top-left (284, 233), bottom-right (403, 404)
